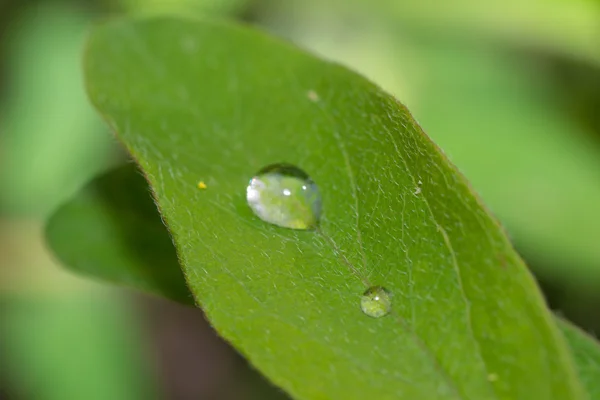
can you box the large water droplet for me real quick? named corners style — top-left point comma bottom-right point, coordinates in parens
top-left (246, 163), bottom-right (321, 230)
top-left (361, 286), bottom-right (391, 318)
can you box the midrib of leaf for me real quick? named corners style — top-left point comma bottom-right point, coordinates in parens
top-left (329, 130), bottom-right (370, 280)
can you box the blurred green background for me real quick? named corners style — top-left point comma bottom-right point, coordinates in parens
top-left (1, 0), bottom-right (599, 398)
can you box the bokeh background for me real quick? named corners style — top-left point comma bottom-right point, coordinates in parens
top-left (1, 0), bottom-right (600, 398)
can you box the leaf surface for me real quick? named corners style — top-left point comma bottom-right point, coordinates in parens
top-left (558, 318), bottom-right (600, 399)
top-left (83, 17), bottom-right (585, 400)
top-left (48, 166), bottom-right (600, 399)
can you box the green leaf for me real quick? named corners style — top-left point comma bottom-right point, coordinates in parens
top-left (83, 16), bottom-right (586, 399)
top-left (269, 7), bottom-right (600, 285)
top-left (47, 166), bottom-right (600, 399)
top-left (558, 319), bottom-right (600, 399)
top-left (46, 165), bottom-right (193, 305)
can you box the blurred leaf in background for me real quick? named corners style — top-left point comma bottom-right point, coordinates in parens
top-left (558, 318), bottom-right (600, 399)
top-left (292, 0), bottom-right (600, 65)
top-left (45, 164), bottom-right (194, 305)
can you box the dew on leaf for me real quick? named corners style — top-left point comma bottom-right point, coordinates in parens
top-left (246, 163), bottom-right (321, 230)
top-left (361, 286), bottom-right (392, 318)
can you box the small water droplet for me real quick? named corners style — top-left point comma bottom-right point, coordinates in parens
top-left (361, 286), bottom-right (391, 318)
top-left (246, 163), bottom-right (321, 230)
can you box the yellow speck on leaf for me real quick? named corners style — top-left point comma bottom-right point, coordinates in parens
top-left (307, 90), bottom-right (319, 102)
top-left (197, 181), bottom-right (207, 190)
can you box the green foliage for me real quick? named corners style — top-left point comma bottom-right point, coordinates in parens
top-left (45, 165), bottom-right (193, 305)
top-left (262, 1), bottom-right (600, 286)
top-left (48, 164), bottom-right (600, 399)
top-left (558, 318), bottom-right (600, 399)
top-left (74, 16), bottom-right (592, 399)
